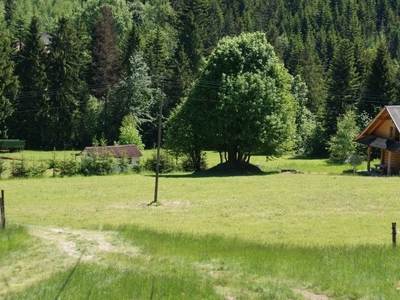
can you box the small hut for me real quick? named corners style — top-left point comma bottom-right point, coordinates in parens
top-left (354, 106), bottom-right (400, 175)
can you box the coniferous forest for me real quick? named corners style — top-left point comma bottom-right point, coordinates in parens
top-left (0, 0), bottom-right (400, 161)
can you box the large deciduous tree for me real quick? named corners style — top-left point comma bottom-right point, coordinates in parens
top-left (166, 32), bottom-right (297, 170)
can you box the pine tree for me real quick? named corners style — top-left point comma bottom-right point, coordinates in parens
top-left (11, 16), bottom-right (48, 148)
top-left (90, 4), bottom-right (122, 100)
top-left (0, 30), bottom-right (19, 138)
top-left (144, 27), bottom-right (168, 78)
top-left (325, 39), bottom-right (360, 139)
top-left (46, 16), bottom-right (88, 149)
top-left (90, 4), bottom-right (122, 143)
top-left (358, 41), bottom-right (395, 118)
top-left (123, 21), bottom-right (141, 72)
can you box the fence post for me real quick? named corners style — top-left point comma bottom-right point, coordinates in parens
top-left (0, 190), bottom-right (5, 229)
top-left (392, 222), bottom-right (396, 246)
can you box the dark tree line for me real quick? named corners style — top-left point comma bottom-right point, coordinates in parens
top-left (0, 0), bottom-right (400, 156)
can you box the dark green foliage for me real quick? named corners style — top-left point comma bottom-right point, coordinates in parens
top-left (325, 39), bottom-right (360, 139)
top-left (46, 16), bottom-right (89, 149)
top-left (358, 41), bottom-right (395, 118)
top-left (0, 30), bottom-right (18, 139)
top-left (180, 152), bottom-right (207, 172)
top-left (123, 21), bottom-right (141, 71)
top-left (90, 4), bottom-right (122, 100)
top-left (144, 150), bottom-right (176, 173)
top-left (10, 16), bottom-right (48, 149)
top-left (1, 0), bottom-right (400, 153)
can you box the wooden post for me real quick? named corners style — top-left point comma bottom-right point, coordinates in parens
top-left (367, 146), bottom-right (371, 171)
top-left (392, 222), bottom-right (397, 246)
top-left (0, 190), bottom-right (5, 229)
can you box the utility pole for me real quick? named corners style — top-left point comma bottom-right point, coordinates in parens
top-left (149, 78), bottom-right (164, 206)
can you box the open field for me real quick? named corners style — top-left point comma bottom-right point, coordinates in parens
top-left (1, 152), bottom-right (400, 299)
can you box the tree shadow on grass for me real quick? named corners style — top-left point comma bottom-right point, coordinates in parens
top-left (146, 162), bottom-right (280, 178)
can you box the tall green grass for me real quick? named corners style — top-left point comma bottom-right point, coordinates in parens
top-left (117, 226), bottom-right (400, 299)
top-left (5, 225), bottom-right (400, 299)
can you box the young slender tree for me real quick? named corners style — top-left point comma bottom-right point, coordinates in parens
top-left (328, 109), bottom-right (359, 163)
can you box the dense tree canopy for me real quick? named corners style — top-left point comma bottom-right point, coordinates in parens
top-left (0, 0), bottom-right (400, 156)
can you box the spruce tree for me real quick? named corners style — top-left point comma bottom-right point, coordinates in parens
top-left (171, 0), bottom-right (207, 108)
top-left (90, 4), bottom-right (122, 100)
top-left (123, 21), bottom-right (141, 73)
top-left (325, 39), bottom-right (360, 139)
top-left (358, 41), bottom-right (395, 118)
top-left (0, 30), bottom-right (19, 138)
top-left (11, 16), bottom-right (48, 149)
top-left (90, 4), bottom-right (122, 143)
top-left (47, 16), bottom-right (88, 149)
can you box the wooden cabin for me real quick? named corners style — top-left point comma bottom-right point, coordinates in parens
top-left (354, 106), bottom-right (400, 175)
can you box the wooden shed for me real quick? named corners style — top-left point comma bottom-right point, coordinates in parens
top-left (354, 106), bottom-right (400, 175)
top-left (78, 144), bottom-right (143, 171)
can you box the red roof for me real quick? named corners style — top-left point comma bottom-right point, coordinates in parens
top-left (80, 145), bottom-right (142, 158)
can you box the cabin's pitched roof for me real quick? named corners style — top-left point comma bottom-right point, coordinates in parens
top-left (79, 145), bottom-right (142, 158)
top-left (354, 105), bottom-right (400, 151)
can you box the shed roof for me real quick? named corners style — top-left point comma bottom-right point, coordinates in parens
top-left (79, 145), bottom-right (142, 158)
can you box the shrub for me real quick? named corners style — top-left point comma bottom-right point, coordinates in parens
top-left (11, 158), bottom-right (47, 178)
top-left (28, 162), bottom-right (48, 177)
top-left (0, 158), bottom-right (8, 178)
top-left (59, 157), bottom-right (79, 177)
top-left (80, 150), bottom-right (115, 176)
top-left (346, 154), bottom-right (365, 175)
top-left (144, 150), bottom-right (176, 173)
top-left (117, 151), bottom-right (129, 173)
top-left (180, 153), bottom-right (208, 172)
top-left (11, 158), bottom-right (29, 178)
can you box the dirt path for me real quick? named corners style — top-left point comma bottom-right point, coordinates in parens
top-left (0, 226), bottom-right (138, 297)
top-left (292, 288), bottom-right (329, 300)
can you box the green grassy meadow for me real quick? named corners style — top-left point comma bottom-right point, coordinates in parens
top-left (1, 151), bottom-right (400, 299)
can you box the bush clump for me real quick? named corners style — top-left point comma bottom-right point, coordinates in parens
top-left (80, 151), bottom-right (115, 175)
top-left (144, 151), bottom-right (176, 173)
